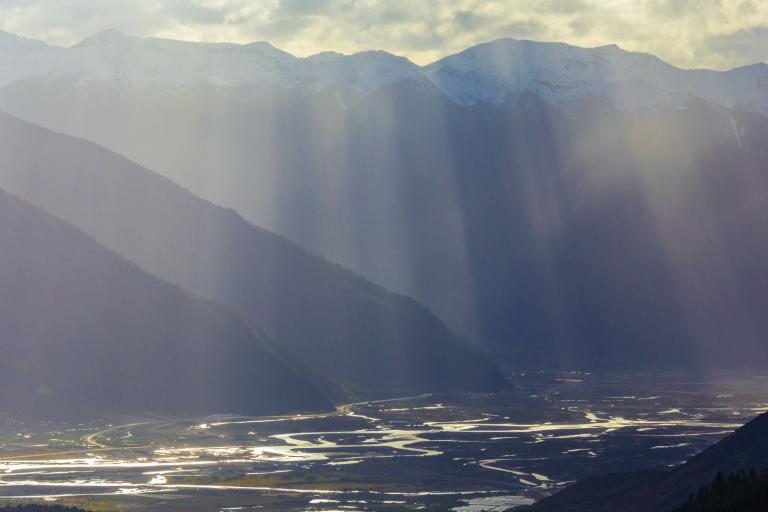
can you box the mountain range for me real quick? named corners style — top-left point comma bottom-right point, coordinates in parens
top-left (1, 29), bottom-right (766, 111)
top-left (2, 29), bottom-right (766, 369)
top-left (2, 29), bottom-right (768, 374)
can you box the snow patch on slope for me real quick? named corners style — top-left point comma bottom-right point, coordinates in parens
top-left (424, 38), bottom-right (768, 112)
top-left (0, 30), bottom-right (54, 56)
top-left (0, 31), bottom-right (767, 114)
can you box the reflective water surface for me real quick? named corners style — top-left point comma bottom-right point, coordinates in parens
top-left (1, 372), bottom-right (766, 511)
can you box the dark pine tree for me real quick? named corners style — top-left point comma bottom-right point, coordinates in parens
top-left (673, 468), bottom-right (768, 512)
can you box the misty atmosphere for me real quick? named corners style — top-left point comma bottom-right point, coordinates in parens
top-left (1, 1), bottom-right (768, 511)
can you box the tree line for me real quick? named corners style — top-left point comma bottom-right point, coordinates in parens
top-left (673, 468), bottom-right (768, 512)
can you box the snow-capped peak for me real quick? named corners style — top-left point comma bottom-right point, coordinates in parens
top-left (0, 29), bottom-right (54, 56)
top-left (0, 29), bottom-right (766, 114)
top-left (74, 28), bottom-right (137, 48)
top-left (423, 38), bottom-right (768, 112)
top-left (302, 50), bottom-right (421, 93)
top-left (423, 38), bottom-right (676, 105)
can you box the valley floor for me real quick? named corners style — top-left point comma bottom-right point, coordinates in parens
top-left (1, 372), bottom-right (766, 511)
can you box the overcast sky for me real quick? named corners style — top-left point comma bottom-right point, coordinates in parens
top-left (0, 0), bottom-right (766, 69)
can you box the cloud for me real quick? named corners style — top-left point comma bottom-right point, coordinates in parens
top-left (704, 26), bottom-right (768, 67)
top-left (0, 0), bottom-right (766, 68)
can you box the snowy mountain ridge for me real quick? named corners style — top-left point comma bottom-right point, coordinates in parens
top-left (0, 29), bottom-right (766, 113)
top-left (0, 29), bottom-right (53, 56)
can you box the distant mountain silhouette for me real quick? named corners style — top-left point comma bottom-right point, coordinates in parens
top-left (0, 188), bottom-right (331, 419)
top-left (0, 113), bottom-right (506, 401)
top-left (530, 410), bottom-right (768, 512)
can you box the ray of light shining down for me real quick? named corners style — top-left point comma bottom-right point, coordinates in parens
top-left (1, 3), bottom-right (768, 511)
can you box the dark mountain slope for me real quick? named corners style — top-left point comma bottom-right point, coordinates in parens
top-left (672, 469), bottom-right (768, 512)
top-left (530, 410), bottom-right (768, 512)
top-left (0, 188), bottom-right (331, 419)
top-left (0, 112), bottom-right (506, 401)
